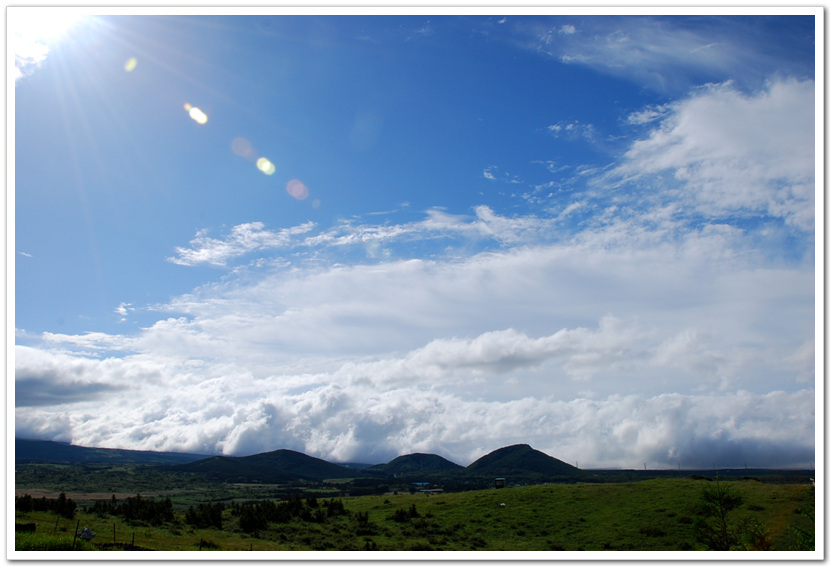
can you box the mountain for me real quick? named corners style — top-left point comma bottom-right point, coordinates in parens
top-left (369, 453), bottom-right (464, 477)
top-left (174, 449), bottom-right (360, 482)
top-left (465, 444), bottom-right (581, 479)
top-left (15, 438), bottom-right (207, 465)
top-left (16, 438), bottom-right (584, 485)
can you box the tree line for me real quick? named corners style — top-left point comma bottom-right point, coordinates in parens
top-left (15, 492), bottom-right (76, 519)
top-left (89, 494), bottom-right (173, 526)
top-left (231, 494), bottom-right (351, 534)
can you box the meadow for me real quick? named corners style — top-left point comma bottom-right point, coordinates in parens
top-left (15, 477), bottom-right (815, 552)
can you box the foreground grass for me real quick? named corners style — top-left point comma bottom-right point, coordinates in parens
top-left (14, 532), bottom-right (98, 552)
top-left (15, 478), bottom-right (814, 552)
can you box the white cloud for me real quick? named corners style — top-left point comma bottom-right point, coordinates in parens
top-left (606, 79), bottom-right (815, 230)
top-left (170, 206), bottom-right (564, 269)
top-left (625, 104), bottom-right (670, 125)
top-left (13, 34), bottom-right (50, 82)
top-left (115, 302), bottom-right (134, 322)
top-left (17, 196), bottom-right (814, 465)
top-left (41, 331), bottom-right (131, 352)
top-left (547, 121), bottom-right (596, 143)
top-left (482, 165), bottom-right (522, 184)
top-left (169, 221), bottom-right (315, 266)
top-left (14, 340), bottom-right (814, 467)
top-left (525, 17), bottom-right (809, 93)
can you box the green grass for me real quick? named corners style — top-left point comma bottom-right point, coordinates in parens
top-left (15, 479), bottom-right (815, 552)
top-left (15, 531), bottom-right (99, 551)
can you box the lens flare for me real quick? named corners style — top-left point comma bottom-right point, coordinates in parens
top-left (256, 157), bottom-right (276, 175)
top-left (232, 137), bottom-right (256, 161)
top-left (286, 179), bottom-right (309, 200)
top-left (124, 57), bottom-right (137, 72)
top-left (184, 103), bottom-right (208, 125)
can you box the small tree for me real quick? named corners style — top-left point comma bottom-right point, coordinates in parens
top-left (15, 494), bottom-right (33, 512)
top-left (239, 505), bottom-right (267, 534)
top-left (694, 477), bottom-right (744, 550)
top-left (55, 492), bottom-right (76, 519)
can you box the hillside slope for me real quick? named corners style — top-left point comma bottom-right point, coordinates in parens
top-left (370, 453), bottom-right (464, 477)
top-left (15, 438), bottom-right (206, 465)
top-left (465, 444), bottom-right (581, 480)
top-left (174, 449), bottom-right (360, 482)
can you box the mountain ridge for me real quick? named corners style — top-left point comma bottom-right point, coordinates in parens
top-left (15, 438), bottom-right (581, 483)
top-left (173, 449), bottom-right (355, 482)
top-left (15, 438), bottom-right (207, 466)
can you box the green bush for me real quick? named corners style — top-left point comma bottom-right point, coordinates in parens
top-left (694, 478), bottom-right (744, 550)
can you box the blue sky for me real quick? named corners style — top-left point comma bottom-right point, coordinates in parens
top-left (12, 9), bottom-right (820, 469)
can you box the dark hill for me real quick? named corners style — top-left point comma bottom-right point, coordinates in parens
top-left (370, 453), bottom-right (464, 477)
top-left (15, 438), bottom-right (206, 465)
top-left (465, 444), bottom-right (580, 480)
top-left (174, 449), bottom-right (358, 482)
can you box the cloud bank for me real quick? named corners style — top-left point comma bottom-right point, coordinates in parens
top-left (15, 76), bottom-right (816, 469)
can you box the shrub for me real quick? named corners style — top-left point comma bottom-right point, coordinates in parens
top-left (323, 499), bottom-right (349, 517)
top-left (197, 538), bottom-right (220, 549)
top-left (238, 505), bottom-right (268, 534)
top-left (738, 517), bottom-right (771, 551)
top-left (185, 502), bottom-right (224, 529)
top-left (389, 504), bottom-right (420, 523)
top-left (694, 478), bottom-right (744, 550)
top-left (90, 494), bottom-right (172, 526)
top-left (639, 526), bottom-right (666, 537)
top-left (469, 536), bottom-right (487, 548)
top-left (677, 541), bottom-right (693, 550)
top-left (408, 541), bottom-right (434, 551)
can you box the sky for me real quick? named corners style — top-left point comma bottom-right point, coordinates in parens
top-left (10, 8), bottom-right (821, 469)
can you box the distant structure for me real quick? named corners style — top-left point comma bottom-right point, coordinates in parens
top-left (494, 478), bottom-right (505, 489)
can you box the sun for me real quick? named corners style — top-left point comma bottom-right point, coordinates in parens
top-left (11, 9), bottom-right (88, 81)
top-left (11, 10), bottom-right (86, 44)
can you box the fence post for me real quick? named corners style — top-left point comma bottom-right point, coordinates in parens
top-left (72, 520), bottom-right (79, 550)
top-left (113, 523), bottom-right (116, 544)
top-left (53, 517), bottom-right (59, 535)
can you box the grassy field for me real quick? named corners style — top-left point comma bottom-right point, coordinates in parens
top-left (14, 478), bottom-right (814, 552)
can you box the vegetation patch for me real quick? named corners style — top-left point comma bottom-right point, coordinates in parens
top-left (15, 468), bottom-right (815, 553)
